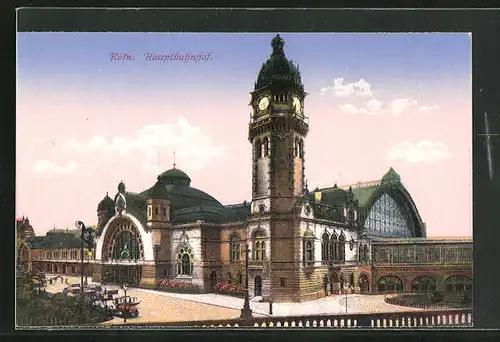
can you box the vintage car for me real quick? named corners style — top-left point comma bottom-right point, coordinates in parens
top-left (111, 296), bottom-right (140, 317)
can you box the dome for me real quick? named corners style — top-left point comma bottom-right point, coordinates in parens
top-left (98, 193), bottom-right (114, 210)
top-left (158, 167), bottom-right (191, 186)
top-left (255, 34), bottom-right (304, 91)
top-left (148, 181), bottom-right (169, 200)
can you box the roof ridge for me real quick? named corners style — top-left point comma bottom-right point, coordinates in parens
top-left (338, 180), bottom-right (381, 190)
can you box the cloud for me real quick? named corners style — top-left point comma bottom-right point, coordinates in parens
top-left (418, 105), bottom-right (439, 112)
top-left (34, 160), bottom-right (79, 174)
top-left (63, 117), bottom-right (229, 172)
top-left (321, 77), bottom-right (373, 97)
top-left (338, 103), bottom-right (359, 114)
top-left (390, 98), bottom-right (418, 116)
top-left (338, 98), bottom-right (385, 116)
top-left (388, 140), bottom-right (451, 163)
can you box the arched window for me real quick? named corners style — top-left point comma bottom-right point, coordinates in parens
top-left (304, 240), bottom-right (314, 266)
top-left (294, 139), bottom-right (299, 157)
top-left (112, 230), bottom-right (140, 260)
top-left (148, 206), bottom-right (152, 217)
top-left (263, 137), bottom-right (270, 157)
top-left (162, 207), bottom-right (166, 216)
top-left (321, 232), bottom-right (330, 264)
top-left (330, 234), bottom-right (338, 262)
top-left (255, 139), bottom-right (262, 159)
top-left (377, 276), bottom-right (404, 293)
top-left (177, 246), bottom-right (194, 276)
top-left (237, 272), bottom-right (243, 285)
top-left (230, 234), bottom-right (240, 262)
top-left (364, 193), bottom-right (413, 237)
top-left (299, 140), bottom-right (304, 158)
top-left (303, 230), bottom-right (315, 267)
top-left (253, 230), bottom-right (266, 261)
top-left (338, 234), bottom-right (346, 262)
top-left (411, 276), bottom-right (437, 293)
top-left (154, 207), bottom-right (158, 215)
top-left (227, 272), bottom-right (232, 284)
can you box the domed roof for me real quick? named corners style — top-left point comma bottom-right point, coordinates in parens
top-left (98, 192), bottom-right (114, 209)
top-left (255, 34), bottom-right (304, 91)
top-left (158, 167), bottom-right (191, 186)
top-left (148, 180), bottom-right (170, 200)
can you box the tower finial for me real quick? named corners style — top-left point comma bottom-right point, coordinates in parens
top-left (157, 148), bottom-right (160, 176)
top-left (173, 148), bottom-right (176, 169)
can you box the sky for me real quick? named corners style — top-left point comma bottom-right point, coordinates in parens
top-left (16, 32), bottom-right (472, 237)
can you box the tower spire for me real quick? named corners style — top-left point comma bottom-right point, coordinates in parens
top-left (173, 149), bottom-right (176, 169)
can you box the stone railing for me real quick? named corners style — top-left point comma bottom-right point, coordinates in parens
top-left (117, 308), bottom-right (472, 328)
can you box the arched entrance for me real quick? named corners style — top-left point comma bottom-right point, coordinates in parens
top-left (254, 275), bottom-right (262, 296)
top-left (330, 271), bottom-right (339, 294)
top-left (377, 275), bottom-right (404, 293)
top-left (359, 274), bottom-right (370, 294)
top-left (209, 271), bottom-right (217, 291)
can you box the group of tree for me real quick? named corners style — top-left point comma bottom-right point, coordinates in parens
top-left (16, 265), bottom-right (113, 326)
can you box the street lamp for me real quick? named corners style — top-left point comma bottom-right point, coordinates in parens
top-left (122, 282), bottom-right (128, 323)
top-left (75, 221), bottom-right (94, 291)
top-left (240, 243), bottom-right (253, 320)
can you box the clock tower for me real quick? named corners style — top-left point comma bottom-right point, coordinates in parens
top-left (249, 34), bottom-right (309, 214)
top-left (247, 34), bottom-right (309, 302)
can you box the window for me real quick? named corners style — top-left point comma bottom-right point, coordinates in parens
top-left (148, 206), bottom-right (152, 218)
top-left (181, 254), bottom-right (191, 275)
top-left (230, 234), bottom-right (240, 262)
top-left (162, 207), bottom-right (167, 216)
top-left (321, 233), bottom-right (330, 264)
top-left (227, 272), bottom-right (232, 284)
top-left (338, 234), bottom-right (346, 262)
top-left (112, 230), bottom-right (140, 260)
top-left (263, 137), bottom-right (270, 157)
top-left (255, 139), bottom-right (262, 159)
top-left (305, 241), bottom-right (314, 265)
top-left (330, 234), bottom-right (338, 262)
top-left (303, 231), bottom-right (315, 267)
top-left (411, 276), bottom-right (437, 293)
top-left (280, 277), bottom-right (286, 287)
top-left (155, 207), bottom-right (159, 215)
top-left (177, 246), bottom-right (194, 276)
top-left (294, 139), bottom-right (299, 157)
top-left (253, 230), bottom-right (266, 261)
top-left (377, 276), bottom-right (404, 293)
top-left (299, 140), bottom-right (304, 158)
top-left (364, 193), bottom-right (413, 237)
top-left (237, 272), bottom-right (243, 285)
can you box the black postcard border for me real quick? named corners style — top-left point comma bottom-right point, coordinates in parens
top-left (4, 6), bottom-right (500, 339)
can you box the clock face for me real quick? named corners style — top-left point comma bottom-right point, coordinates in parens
top-left (258, 97), bottom-right (270, 110)
top-left (293, 96), bottom-right (301, 113)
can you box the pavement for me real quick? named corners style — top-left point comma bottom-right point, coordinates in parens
top-left (41, 274), bottom-right (424, 325)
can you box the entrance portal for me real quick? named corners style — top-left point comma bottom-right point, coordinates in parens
top-left (254, 275), bottom-right (262, 296)
top-left (209, 271), bottom-right (217, 291)
top-left (104, 266), bottom-right (141, 285)
top-left (359, 274), bottom-right (370, 294)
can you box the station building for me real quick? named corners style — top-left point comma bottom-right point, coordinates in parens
top-left (20, 34), bottom-right (472, 303)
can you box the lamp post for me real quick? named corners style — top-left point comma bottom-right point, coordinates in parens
top-left (122, 282), bottom-right (128, 323)
top-left (75, 221), bottom-right (94, 291)
top-left (240, 243), bottom-right (253, 320)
